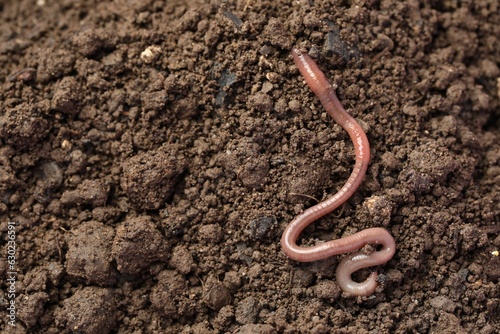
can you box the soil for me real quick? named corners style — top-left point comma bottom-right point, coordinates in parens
top-left (0, 0), bottom-right (499, 333)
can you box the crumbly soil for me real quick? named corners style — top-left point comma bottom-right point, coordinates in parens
top-left (0, 0), bottom-right (499, 333)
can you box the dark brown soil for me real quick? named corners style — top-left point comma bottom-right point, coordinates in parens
top-left (1, 0), bottom-right (499, 333)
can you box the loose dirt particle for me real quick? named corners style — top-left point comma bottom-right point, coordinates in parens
top-left (54, 287), bottom-right (116, 334)
top-left (238, 157), bottom-right (270, 189)
top-left (71, 28), bottom-right (113, 58)
top-left (198, 223), bottom-right (223, 243)
top-left (0, 103), bottom-right (51, 149)
top-left (312, 280), bottom-right (341, 302)
top-left (237, 324), bottom-right (276, 334)
top-left (235, 296), bottom-right (260, 325)
top-left (66, 221), bottom-right (116, 286)
top-left (204, 279), bottom-right (232, 311)
top-left (150, 270), bottom-right (195, 318)
top-left (121, 145), bottom-right (187, 210)
top-left (16, 292), bottom-right (49, 328)
top-left (247, 92), bottom-right (274, 112)
top-left (169, 245), bottom-right (194, 274)
top-left (430, 295), bottom-right (457, 313)
top-left (111, 216), bottom-right (169, 275)
top-left (34, 162), bottom-right (63, 204)
top-left (262, 18), bottom-right (293, 50)
top-left (51, 76), bottom-right (82, 116)
top-left (431, 312), bottom-right (467, 334)
top-left (291, 268), bottom-right (314, 288)
top-left (60, 179), bottom-right (109, 207)
top-left (36, 48), bottom-right (76, 83)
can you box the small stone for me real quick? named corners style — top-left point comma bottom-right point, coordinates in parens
top-left (246, 216), bottom-right (276, 240)
top-left (140, 45), bottom-right (162, 64)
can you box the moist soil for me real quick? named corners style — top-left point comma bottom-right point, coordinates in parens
top-left (0, 0), bottom-right (499, 333)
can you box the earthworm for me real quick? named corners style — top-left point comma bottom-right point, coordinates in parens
top-left (281, 47), bottom-right (396, 296)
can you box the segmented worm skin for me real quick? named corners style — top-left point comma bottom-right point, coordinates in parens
top-left (281, 47), bottom-right (396, 296)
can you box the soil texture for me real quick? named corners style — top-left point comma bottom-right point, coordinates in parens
top-left (0, 0), bottom-right (499, 333)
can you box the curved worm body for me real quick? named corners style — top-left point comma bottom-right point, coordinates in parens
top-left (281, 47), bottom-right (396, 296)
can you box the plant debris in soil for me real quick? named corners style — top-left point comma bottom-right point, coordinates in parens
top-left (0, 0), bottom-right (499, 333)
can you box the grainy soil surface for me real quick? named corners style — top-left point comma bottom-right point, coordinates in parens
top-left (0, 0), bottom-right (499, 333)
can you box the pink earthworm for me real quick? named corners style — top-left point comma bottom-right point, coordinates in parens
top-left (280, 47), bottom-right (396, 296)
